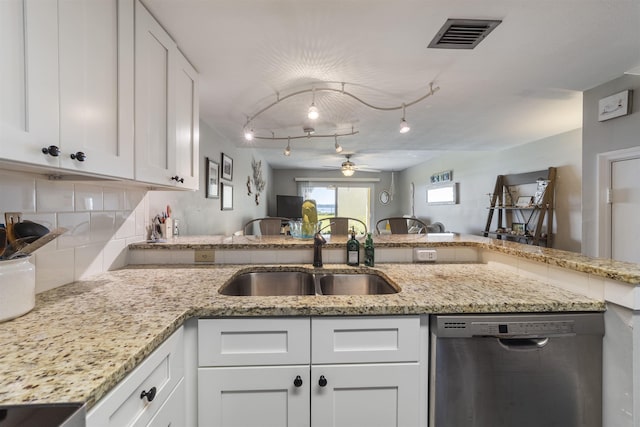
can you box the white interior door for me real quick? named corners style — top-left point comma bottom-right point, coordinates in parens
top-left (610, 156), bottom-right (640, 263)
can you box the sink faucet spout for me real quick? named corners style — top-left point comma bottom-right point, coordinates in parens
top-left (313, 222), bottom-right (333, 267)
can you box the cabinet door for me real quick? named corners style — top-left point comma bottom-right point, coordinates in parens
top-left (0, 0), bottom-right (60, 167)
top-left (174, 50), bottom-right (199, 190)
top-left (199, 366), bottom-right (310, 427)
top-left (311, 364), bottom-right (420, 427)
top-left (134, 0), bottom-right (176, 186)
top-left (57, 0), bottom-right (134, 178)
top-left (145, 378), bottom-right (185, 427)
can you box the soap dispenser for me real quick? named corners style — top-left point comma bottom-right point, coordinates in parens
top-left (346, 227), bottom-right (360, 266)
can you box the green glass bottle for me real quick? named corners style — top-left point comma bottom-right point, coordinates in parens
top-left (346, 227), bottom-right (360, 266)
top-left (364, 232), bottom-right (375, 267)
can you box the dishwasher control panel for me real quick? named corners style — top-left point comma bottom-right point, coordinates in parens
top-left (432, 314), bottom-right (595, 338)
top-left (469, 320), bottom-right (575, 337)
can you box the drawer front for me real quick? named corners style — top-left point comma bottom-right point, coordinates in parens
top-left (312, 316), bottom-right (420, 364)
top-left (86, 327), bottom-right (184, 427)
top-left (198, 318), bottom-right (310, 366)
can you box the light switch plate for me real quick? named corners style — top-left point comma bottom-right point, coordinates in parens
top-left (414, 248), bottom-right (437, 262)
top-left (195, 249), bottom-right (215, 263)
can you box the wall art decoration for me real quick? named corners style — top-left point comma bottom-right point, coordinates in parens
top-left (221, 153), bottom-right (233, 181)
top-left (221, 183), bottom-right (233, 210)
top-left (206, 158), bottom-right (219, 199)
top-left (430, 170), bottom-right (453, 184)
top-left (598, 90), bottom-right (633, 121)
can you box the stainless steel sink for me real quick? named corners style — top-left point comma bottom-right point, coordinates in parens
top-left (318, 273), bottom-right (398, 295)
top-left (219, 271), bottom-right (398, 296)
top-left (218, 271), bottom-right (316, 296)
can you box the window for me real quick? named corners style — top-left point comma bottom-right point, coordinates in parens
top-left (299, 182), bottom-right (372, 231)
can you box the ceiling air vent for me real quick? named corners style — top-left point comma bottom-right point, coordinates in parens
top-left (428, 19), bottom-right (502, 49)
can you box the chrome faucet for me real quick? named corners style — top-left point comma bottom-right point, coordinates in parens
top-left (313, 222), bottom-right (333, 267)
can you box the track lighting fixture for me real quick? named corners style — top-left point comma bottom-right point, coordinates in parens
top-left (308, 88), bottom-right (319, 120)
top-left (399, 104), bottom-right (410, 134)
top-left (284, 138), bottom-right (291, 156)
top-left (244, 81), bottom-right (439, 152)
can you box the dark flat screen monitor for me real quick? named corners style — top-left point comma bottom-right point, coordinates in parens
top-left (277, 195), bottom-right (303, 219)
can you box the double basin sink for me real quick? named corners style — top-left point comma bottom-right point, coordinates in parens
top-left (219, 271), bottom-right (399, 296)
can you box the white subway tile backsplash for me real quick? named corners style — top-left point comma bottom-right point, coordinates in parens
top-left (74, 243), bottom-right (103, 280)
top-left (115, 211), bottom-right (136, 239)
top-left (125, 189), bottom-right (145, 211)
top-left (57, 212), bottom-right (91, 248)
top-left (0, 171), bottom-right (150, 293)
top-left (34, 248), bottom-right (75, 293)
top-left (36, 180), bottom-right (74, 212)
top-left (103, 239), bottom-right (127, 271)
top-left (74, 184), bottom-right (103, 211)
top-left (103, 187), bottom-right (125, 211)
top-left (90, 212), bottom-right (115, 243)
top-left (128, 249), bottom-right (145, 265)
top-left (0, 171), bottom-right (36, 212)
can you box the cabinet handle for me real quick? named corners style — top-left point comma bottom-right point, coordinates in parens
top-left (171, 175), bottom-right (184, 183)
top-left (318, 375), bottom-right (327, 387)
top-left (70, 151), bottom-right (87, 162)
top-left (41, 145), bottom-right (60, 157)
top-left (140, 386), bottom-right (157, 402)
top-left (293, 375), bottom-right (303, 387)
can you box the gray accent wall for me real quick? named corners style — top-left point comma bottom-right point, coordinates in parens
top-left (398, 129), bottom-right (583, 252)
top-left (581, 74), bottom-right (640, 257)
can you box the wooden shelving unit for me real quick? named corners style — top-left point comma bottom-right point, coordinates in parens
top-left (483, 167), bottom-right (557, 247)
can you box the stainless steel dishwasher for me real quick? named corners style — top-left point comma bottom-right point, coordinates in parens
top-left (429, 313), bottom-right (604, 427)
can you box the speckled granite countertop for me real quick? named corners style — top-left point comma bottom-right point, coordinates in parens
top-left (130, 234), bottom-right (640, 284)
top-left (0, 262), bottom-right (604, 409)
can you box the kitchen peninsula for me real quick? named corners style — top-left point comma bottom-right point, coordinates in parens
top-left (0, 234), bottom-right (638, 426)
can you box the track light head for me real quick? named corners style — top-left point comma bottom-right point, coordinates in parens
top-left (244, 128), bottom-right (254, 141)
top-left (308, 103), bottom-right (319, 120)
top-left (334, 136), bottom-right (343, 153)
top-left (284, 138), bottom-right (291, 156)
top-left (399, 119), bottom-right (410, 134)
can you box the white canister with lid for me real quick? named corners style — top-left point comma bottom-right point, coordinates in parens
top-left (0, 256), bottom-right (35, 322)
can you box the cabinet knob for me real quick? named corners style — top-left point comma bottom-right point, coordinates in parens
top-left (293, 375), bottom-right (303, 387)
top-left (70, 151), bottom-right (87, 162)
top-left (171, 175), bottom-right (184, 183)
top-left (41, 145), bottom-right (60, 157)
top-left (140, 386), bottom-right (157, 402)
top-left (318, 375), bottom-right (327, 387)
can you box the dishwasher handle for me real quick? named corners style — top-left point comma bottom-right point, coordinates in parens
top-left (497, 337), bottom-right (549, 351)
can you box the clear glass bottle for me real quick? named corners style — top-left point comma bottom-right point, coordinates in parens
top-left (364, 232), bottom-right (375, 267)
top-left (346, 227), bottom-right (360, 266)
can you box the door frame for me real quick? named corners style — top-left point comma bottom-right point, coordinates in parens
top-left (596, 146), bottom-right (640, 258)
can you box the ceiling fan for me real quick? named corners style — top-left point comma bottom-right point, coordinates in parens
top-left (323, 154), bottom-right (381, 176)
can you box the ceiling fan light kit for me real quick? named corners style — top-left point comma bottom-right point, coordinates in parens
top-left (242, 82), bottom-right (439, 156)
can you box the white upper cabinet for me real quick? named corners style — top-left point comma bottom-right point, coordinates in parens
top-left (0, 0), bottom-right (60, 168)
top-left (1, 0), bottom-right (197, 187)
top-left (135, 0), bottom-right (199, 190)
top-left (174, 50), bottom-right (199, 190)
top-left (0, 0), bottom-right (134, 178)
top-left (58, 0), bottom-right (134, 178)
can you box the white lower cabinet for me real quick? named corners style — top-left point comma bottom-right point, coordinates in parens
top-left (198, 316), bottom-right (422, 427)
top-left (86, 327), bottom-right (185, 427)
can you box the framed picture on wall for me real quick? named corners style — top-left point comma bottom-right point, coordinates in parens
top-left (221, 183), bottom-right (233, 210)
top-left (206, 158), bottom-right (219, 199)
top-left (221, 153), bottom-right (233, 181)
top-left (598, 90), bottom-right (633, 121)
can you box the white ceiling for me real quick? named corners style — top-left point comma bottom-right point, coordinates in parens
top-left (145, 0), bottom-right (640, 172)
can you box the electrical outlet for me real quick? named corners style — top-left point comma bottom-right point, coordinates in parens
top-left (414, 248), bottom-right (437, 262)
top-left (195, 249), bottom-right (215, 263)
